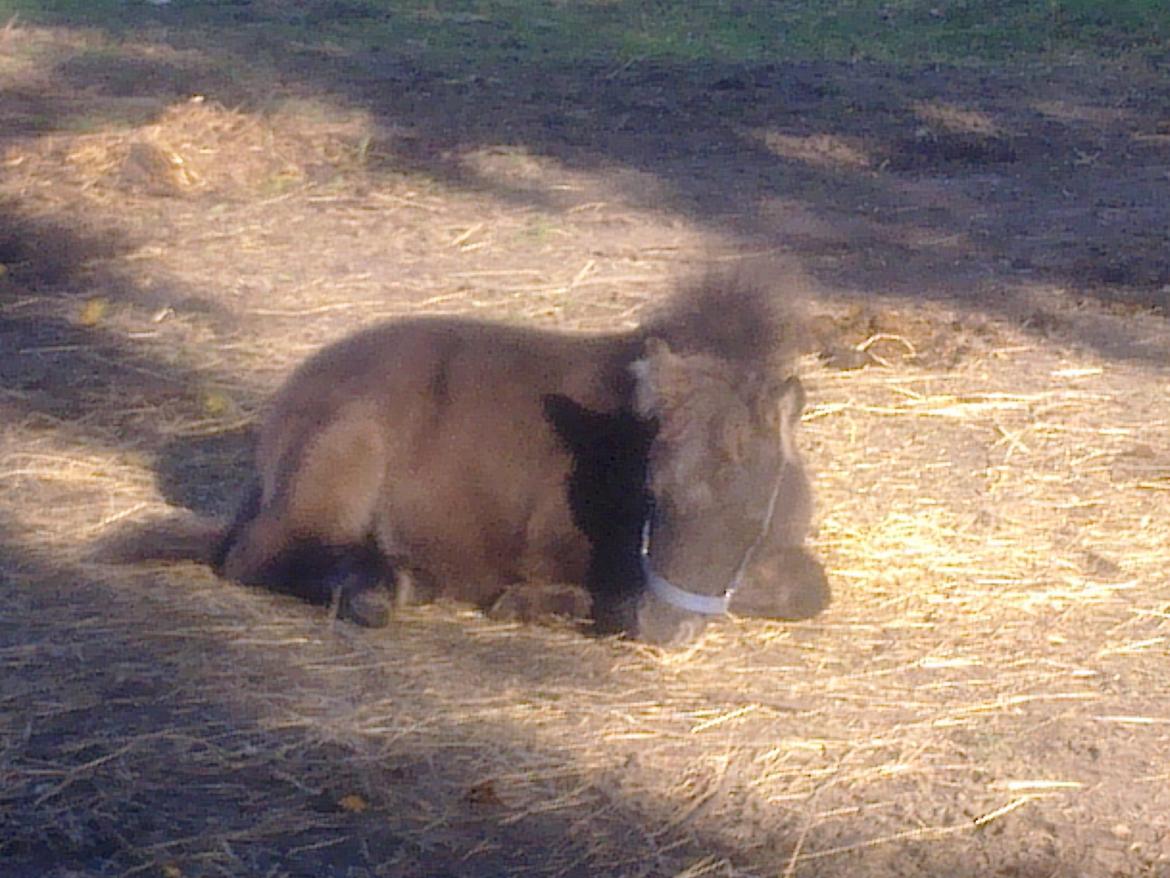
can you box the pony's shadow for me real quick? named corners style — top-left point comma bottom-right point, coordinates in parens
top-left (154, 429), bottom-right (255, 519)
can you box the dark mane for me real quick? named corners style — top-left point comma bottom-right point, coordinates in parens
top-left (638, 272), bottom-right (804, 370)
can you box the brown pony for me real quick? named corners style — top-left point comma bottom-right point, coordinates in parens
top-left (106, 275), bottom-right (829, 644)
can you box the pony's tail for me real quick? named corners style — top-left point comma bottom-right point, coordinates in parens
top-left (92, 511), bottom-right (227, 567)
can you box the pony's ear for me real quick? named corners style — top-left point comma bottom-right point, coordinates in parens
top-left (779, 376), bottom-right (806, 423)
top-left (774, 376), bottom-right (806, 460)
top-left (630, 337), bottom-right (690, 418)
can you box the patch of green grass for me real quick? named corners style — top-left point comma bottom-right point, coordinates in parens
top-left (0, 0), bottom-right (137, 30)
top-left (1, 0), bottom-right (1167, 67)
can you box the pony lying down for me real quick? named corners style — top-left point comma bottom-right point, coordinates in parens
top-left (103, 274), bottom-right (829, 645)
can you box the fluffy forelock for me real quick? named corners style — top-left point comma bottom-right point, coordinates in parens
top-left (638, 272), bottom-right (805, 374)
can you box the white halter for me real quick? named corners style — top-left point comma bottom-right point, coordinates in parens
top-left (639, 469), bottom-right (786, 616)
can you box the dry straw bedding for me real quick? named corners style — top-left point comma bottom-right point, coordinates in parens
top-left (1, 95), bottom-right (1169, 876)
top-left (3, 311), bottom-right (1167, 876)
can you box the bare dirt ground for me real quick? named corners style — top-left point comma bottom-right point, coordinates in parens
top-left (2, 16), bottom-right (1169, 878)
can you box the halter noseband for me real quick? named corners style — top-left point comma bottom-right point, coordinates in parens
top-left (639, 469), bottom-right (786, 617)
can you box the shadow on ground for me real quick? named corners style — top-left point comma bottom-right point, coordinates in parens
top-left (10, 4), bottom-right (1168, 358)
top-left (0, 200), bottom-right (256, 516)
top-left (0, 519), bottom-right (1093, 878)
top-left (0, 528), bottom-right (672, 877)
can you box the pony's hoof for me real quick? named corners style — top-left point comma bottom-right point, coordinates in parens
top-left (339, 588), bottom-right (393, 628)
